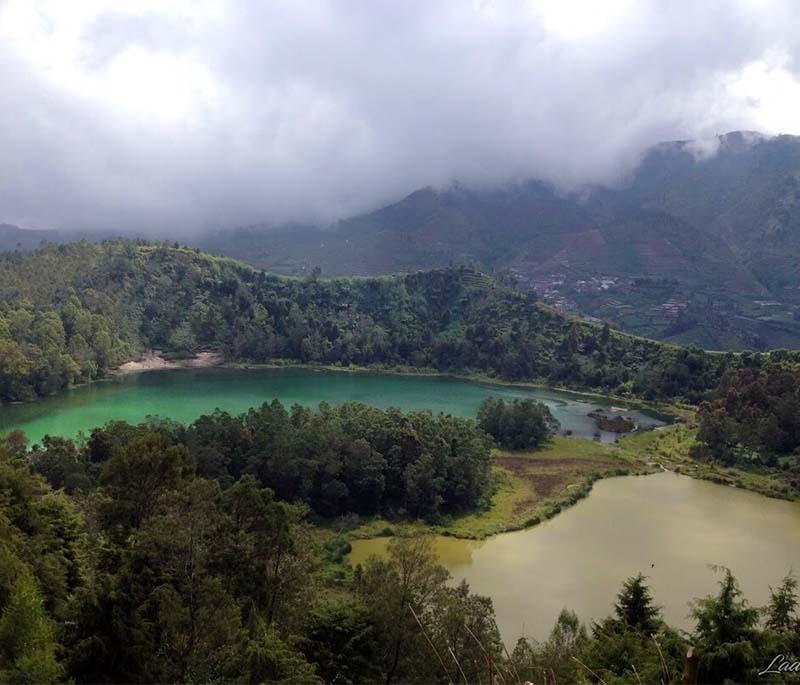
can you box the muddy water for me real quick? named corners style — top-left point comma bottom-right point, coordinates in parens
top-left (350, 472), bottom-right (800, 642)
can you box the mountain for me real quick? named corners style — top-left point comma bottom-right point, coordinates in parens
top-left (197, 181), bottom-right (590, 278)
top-left (0, 224), bottom-right (122, 252)
top-left (0, 224), bottom-right (62, 251)
top-left (196, 132), bottom-right (800, 350)
top-left (4, 132), bottom-right (800, 350)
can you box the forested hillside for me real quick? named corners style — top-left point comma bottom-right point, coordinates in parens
top-left (694, 361), bottom-right (800, 470)
top-left (0, 240), bottom-right (751, 404)
top-left (6, 133), bottom-right (800, 350)
top-left (197, 132), bottom-right (800, 350)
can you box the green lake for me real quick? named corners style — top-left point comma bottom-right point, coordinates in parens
top-left (0, 366), bottom-right (663, 445)
top-left (350, 472), bottom-right (800, 643)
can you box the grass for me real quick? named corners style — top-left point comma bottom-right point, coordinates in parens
top-left (348, 436), bottom-right (647, 540)
top-left (617, 422), bottom-right (797, 501)
top-left (346, 423), bottom-right (799, 543)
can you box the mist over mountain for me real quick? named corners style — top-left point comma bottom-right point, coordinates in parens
top-left (195, 131), bottom-right (800, 350)
top-left (3, 1), bottom-right (800, 352)
top-left (3, 131), bottom-right (800, 350)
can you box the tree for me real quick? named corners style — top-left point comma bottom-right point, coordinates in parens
top-left (30, 435), bottom-right (93, 493)
top-left (477, 397), bottom-right (560, 449)
top-left (240, 617), bottom-right (320, 684)
top-left (220, 476), bottom-right (314, 628)
top-left (538, 609), bottom-right (588, 684)
top-left (0, 571), bottom-right (63, 684)
top-left (765, 573), bottom-right (798, 633)
top-left (355, 536), bottom-right (449, 683)
top-left (614, 573), bottom-right (661, 633)
top-left (584, 575), bottom-right (685, 684)
top-left (692, 568), bottom-right (760, 684)
top-left (429, 579), bottom-right (503, 685)
top-left (299, 599), bottom-right (382, 684)
top-left (99, 432), bottom-right (193, 533)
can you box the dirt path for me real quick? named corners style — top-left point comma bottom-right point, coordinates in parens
top-left (118, 350), bottom-right (223, 373)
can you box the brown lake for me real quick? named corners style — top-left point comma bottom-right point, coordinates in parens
top-left (349, 472), bottom-right (800, 643)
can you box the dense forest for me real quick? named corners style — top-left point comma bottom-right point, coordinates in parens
top-left (32, 400), bottom-right (493, 521)
top-left (693, 362), bottom-right (800, 484)
top-left (477, 397), bottom-right (560, 449)
top-left (1, 420), bottom-right (798, 683)
top-left (0, 240), bottom-right (787, 405)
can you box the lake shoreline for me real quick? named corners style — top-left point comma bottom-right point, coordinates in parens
top-left (6, 361), bottom-right (788, 525)
top-left (117, 350), bottom-right (224, 374)
top-left (111, 350), bottom-right (684, 416)
top-left (218, 359), bottom-right (688, 420)
top-left (341, 425), bottom-right (797, 543)
top-left (346, 471), bottom-right (800, 644)
top-left (342, 469), bottom-right (651, 543)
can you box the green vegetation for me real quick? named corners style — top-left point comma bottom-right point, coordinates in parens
top-left (695, 365), bottom-right (800, 461)
top-left (347, 421), bottom-right (800, 542)
top-left (2, 418), bottom-right (797, 684)
top-left (511, 568), bottom-right (800, 685)
top-left (0, 239), bottom-right (786, 406)
top-left (30, 400), bottom-right (492, 521)
top-left (5, 133), bottom-right (800, 349)
top-left (692, 363), bottom-right (800, 498)
top-left (195, 133), bottom-right (800, 351)
top-left (0, 295), bottom-right (119, 401)
top-left (618, 423), bottom-right (799, 501)
top-left (349, 436), bottom-right (640, 540)
top-left (1, 413), bottom-right (503, 684)
top-left (3, 239), bottom-right (800, 683)
top-left (469, 439), bottom-right (632, 536)
top-left (477, 396), bottom-right (560, 449)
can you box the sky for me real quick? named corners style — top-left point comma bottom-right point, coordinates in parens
top-left (1, 0), bottom-right (799, 232)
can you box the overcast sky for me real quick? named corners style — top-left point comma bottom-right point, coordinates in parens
top-left (1, 0), bottom-right (799, 232)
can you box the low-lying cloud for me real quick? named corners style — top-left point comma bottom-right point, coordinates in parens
top-left (1, 0), bottom-right (799, 232)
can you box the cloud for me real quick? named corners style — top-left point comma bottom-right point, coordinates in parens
top-left (0, 0), bottom-right (799, 232)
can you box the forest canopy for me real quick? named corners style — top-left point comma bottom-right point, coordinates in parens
top-left (477, 397), bottom-right (560, 449)
top-left (694, 363), bottom-right (800, 463)
top-left (0, 423), bottom-right (797, 683)
top-left (0, 240), bottom-right (776, 404)
top-left (30, 400), bottom-right (493, 521)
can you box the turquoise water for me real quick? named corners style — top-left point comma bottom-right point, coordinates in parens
top-left (0, 367), bottom-right (663, 444)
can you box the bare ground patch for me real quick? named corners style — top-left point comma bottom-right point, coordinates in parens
top-left (118, 350), bottom-right (223, 373)
top-left (348, 436), bottom-right (639, 540)
top-left (495, 449), bottom-right (627, 514)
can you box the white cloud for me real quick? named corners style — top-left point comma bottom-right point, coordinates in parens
top-left (0, 0), bottom-right (798, 231)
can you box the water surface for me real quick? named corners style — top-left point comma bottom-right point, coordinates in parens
top-left (350, 472), bottom-right (800, 643)
top-left (0, 367), bottom-right (663, 444)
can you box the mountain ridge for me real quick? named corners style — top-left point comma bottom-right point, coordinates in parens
top-left (3, 131), bottom-right (800, 350)
top-left (199, 131), bottom-right (800, 350)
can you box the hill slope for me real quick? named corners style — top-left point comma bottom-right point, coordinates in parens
top-left (197, 132), bottom-right (800, 350)
top-left (5, 133), bottom-right (800, 350)
top-left (0, 241), bottom-right (741, 403)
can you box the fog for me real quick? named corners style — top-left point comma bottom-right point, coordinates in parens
top-left (1, 0), bottom-right (799, 232)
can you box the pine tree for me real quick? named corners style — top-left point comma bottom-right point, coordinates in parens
top-left (614, 573), bottom-right (661, 633)
top-left (765, 573), bottom-right (798, 633)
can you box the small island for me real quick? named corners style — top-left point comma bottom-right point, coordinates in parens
top-left (588, 409), bottom-right (637, 433)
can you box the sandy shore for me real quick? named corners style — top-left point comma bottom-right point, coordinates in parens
top-left (118, 350), bottom-right (223, 373)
